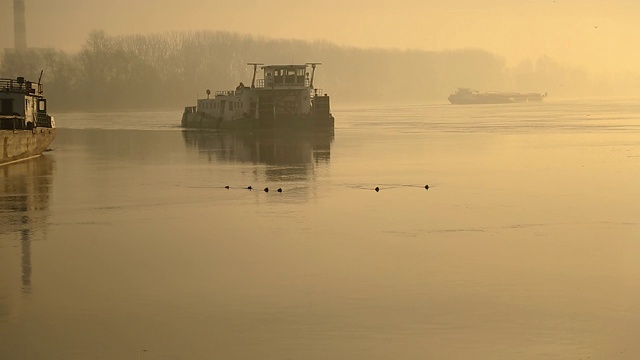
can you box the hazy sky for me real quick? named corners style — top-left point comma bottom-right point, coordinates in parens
top-left (2, 0), bottom-right (639, 73)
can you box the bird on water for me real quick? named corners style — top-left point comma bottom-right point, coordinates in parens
top-left (247, 186), bottom-right (252, 190)
top-left (277, 188), bottom-right (282, 193)
top-left (224, 185), bottom-right (230, 189)
top-left (375, 187), bottom-right (380, 192)
top-left (425, 184), bottom-right (429, 190)
top-left (264, 187), bottom-right (269, 193)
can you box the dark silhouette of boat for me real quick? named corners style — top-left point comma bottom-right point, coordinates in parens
top-left (1, 74), bottom-right (56, 166)
top-left (182, 63), bottom-right (334, 129)
top-left (448, 88), bottom-right (546, 104)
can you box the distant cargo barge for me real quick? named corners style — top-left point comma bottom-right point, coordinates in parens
top-left (448, 88), bottom-right (546, 104)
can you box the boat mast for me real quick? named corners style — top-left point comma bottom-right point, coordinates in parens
top-left (247, 63), bottom-right (263, 89)
top-left (306, 62), bottom-right (322, 90)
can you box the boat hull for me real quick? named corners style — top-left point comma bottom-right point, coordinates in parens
top-left (181, 111), bottom-right (334, 129)
top-left (1, 128), bottom-right (56, 166)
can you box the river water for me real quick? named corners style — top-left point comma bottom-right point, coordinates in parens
top-left (1, 100), bottom-right (640, 359)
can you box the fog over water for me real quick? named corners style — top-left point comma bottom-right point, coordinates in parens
top-left (1, 1), bottom-right (640, 76)
top-left (3, 2), bottom-right (640, 109)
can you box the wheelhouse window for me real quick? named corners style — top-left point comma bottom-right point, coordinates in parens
top-left (273, 69), bottom-right (285, 84)
top-left (0, 99), bottom-right (13, 115)
top-left (286, 69), bottom-right (296, 84)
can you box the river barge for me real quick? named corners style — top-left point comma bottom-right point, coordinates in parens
top-left (1, 75), bottom-right (56, 166)
top-left (182, 63), bottom-right (334, 129)
top-left (448, 88), bottom-right (546, 104)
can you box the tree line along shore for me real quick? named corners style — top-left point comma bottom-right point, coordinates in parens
top-left (0, 30), bottom-right (610, 111)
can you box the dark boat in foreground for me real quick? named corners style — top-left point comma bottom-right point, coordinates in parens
top-left (182, 63), bottom-right (334, 129)
top-left (1, 75), bottom-right (56, 166)
top-left (448, 88), bottom-right (546, 104)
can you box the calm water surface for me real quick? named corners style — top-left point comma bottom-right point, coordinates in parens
top-left (1, 100), bottom-right (640, 359)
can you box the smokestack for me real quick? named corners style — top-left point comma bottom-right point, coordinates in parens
top-left (14, 0), bottom-right (27, 51)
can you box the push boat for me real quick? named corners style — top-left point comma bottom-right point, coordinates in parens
top-left (1, 75), bottom-right (56, 166)
top-left (182, 63), bottom-right (334, 129)
top-left (448, 88), bottom-right (546, 104)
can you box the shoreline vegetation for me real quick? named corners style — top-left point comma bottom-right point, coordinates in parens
top-left (1, 30), bottom-right (635, 112)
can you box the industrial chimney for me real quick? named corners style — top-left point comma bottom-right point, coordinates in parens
top-left (14, 0), bottom-right (27, 51)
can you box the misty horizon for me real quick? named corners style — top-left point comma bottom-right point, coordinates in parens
top-left (1, 0), bottom-right (640, 76)
top-left (2, 29), bottom-right (634, 113)
top-left (2, 0), bottom-right (640, 111)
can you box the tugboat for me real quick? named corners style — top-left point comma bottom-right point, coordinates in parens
top-left (182, 63), bottom-right (334, 129)
top-left (1, 73), bottom-right (56, 166)
top-left (448, 88), bottom-right (546, 104)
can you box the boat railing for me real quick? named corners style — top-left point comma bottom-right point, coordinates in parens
top-left (255, 79), bottom-right (310, 88)
top-left (36, 113), bottom-right (53, 128)
top-left (0, 78), bottom-right (41, 95)
top-left (184, 106), bottom-right (197, 114)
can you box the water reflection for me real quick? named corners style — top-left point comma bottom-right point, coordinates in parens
top-left (0, 155), bottom-right (54, 296)
top-left (182, 129), bottom-right (334, 181)
top-left (58, 128), bottom-right (186, 163)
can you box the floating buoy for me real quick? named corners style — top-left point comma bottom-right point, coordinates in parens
top-left (375, 187), bottom-right (380, 192)
top-left (277, 188), bottom-right (282, 193)
top-left (247, 186), bottom-right (252, 190)
top-left (224, 185), bottom-right (230, 189)
top-left (425, 184), bottom-right (429, 190)
top-left (264, 187), bottom-right (269, 193)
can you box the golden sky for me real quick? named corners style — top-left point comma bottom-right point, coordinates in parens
top-left (1, 0), bottom-right (639, 73)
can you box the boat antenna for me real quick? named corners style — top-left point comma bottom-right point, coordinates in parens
top-left (38, 69), bottom-right (44, 84)
top-left (305, 63), bottom-right (321, 89)
top-left (247, 63), bottom-right (263, 89)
